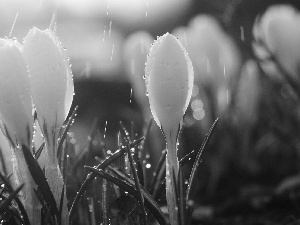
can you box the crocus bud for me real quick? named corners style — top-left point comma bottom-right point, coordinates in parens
top-left (23, 27), bottom-right (73, 225)
top-left (254, 4), bottom-right (300, 81)
top-left (145, 33), bottom-right (194, 225)
top-left (0, 38), bottom-right (40, 225)
top-left (23, 27), bottom-right (74, 151)
top-left (145, 33), bottom-right (194, 133)
top-left (0, 39), bottom-right (33, 148)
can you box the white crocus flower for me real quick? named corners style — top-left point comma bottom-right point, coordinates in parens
top-left (23, 27), bottom-right (73, 225)
top-left (0, 38), bottom-right (40, 225)
top-left (0, 39), bottom-right (33, 148)
top-left (23, 27), bottom-right (74, 152)
top-left (254, 4), bottom-right (300, 82)
top-left (145, 33), bottom-right (194, 225)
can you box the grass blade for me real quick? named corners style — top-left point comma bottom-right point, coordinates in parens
top-left (57, 105), bottom-right (78, 159)
top-left (69, 137), bottom-right (144, 220)
top-left (86, 166), bottom-right (167, 225)
top-left (107, 165), bottom-right (168, 225)
top-left (0, 183), bottom-right (24, 213)
top-left (178, 166), bottom-right (186, 225)
top-left (126, 143), bottom-right (147, 225)
top-left (21, 144), bottom-right (59, 217)
top-left (179, 150), bottom-right (195, 166)
top-left (0, 173), bottom-right (30, 225)
top-left (34, 142), bottom-right (45, 160)
top-left (0, 148), bottom-right (7, 176)
top-left (102, 177), bottom-right (109, 225)
top-left (58, 185), bottom-right (65, 225)
top-left (149, 150), bottom-right (167, 194)
top-left (186, 118), bottom-right (219, 203)
top-left (119, 121), bottom-right (131, 143)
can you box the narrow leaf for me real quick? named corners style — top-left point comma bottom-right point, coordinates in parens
top-left (0, 183), bottom-right (24, 213)
top-left (57, 105), bottom-right (78, 158)
top-left (102, 177), bottom-right (109, 225)
top-left (126, 143), bottom-right (147, 225)
top-left (34, 142), bottom-right (45, 160)
top-left (178, 166), bottom-right (186, 225)
top-left (179, 150), bottom-right (195, 166)
top-left (149, 149), bottom-right (167, 194)
top-left (86, 166), bottom-right (167, 225)
top-left (21, 144), bottom-right (59, 217)
top-left (69, 137), bottom-right (144, 219)
top-left (119, 121), bottom-right (131, 143)
top-left (0, 173), bottom-right (30, 225)
top-left (0, 148), bottom-right (7, 176)
top-left (58, 185), bottom-right (65, 225)
top-left (186, 118), bottom-right (218, 202)
top-left (107, 165), bottom-right (168, 225)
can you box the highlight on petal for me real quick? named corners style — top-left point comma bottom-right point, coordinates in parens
top-left (0, 39), bottom-right (33, 148)
top-left (145, 33), bottom-right (194, 131)
top-left (22, 27), bottom-right (74, 141)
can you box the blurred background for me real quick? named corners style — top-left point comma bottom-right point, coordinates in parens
top-left (2, 0), bottom-right (300, 224)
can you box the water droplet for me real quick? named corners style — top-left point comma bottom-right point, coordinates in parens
top-left (146, 163), bottom-right (151, 169)
top-left (9, 12), bottom-right (19, 37)
top-left (192, 84), bottom-right (199, 97)
top-left (106, 0), bottom-right (110, 16)
top-left (191, 99), bottom-right (203, 110)
top-left (103, 26), bottom-right (106, 42)
top-left (193, 108), bottom-right (205, 120)
top-left (129, 88), bottom-right (133, 104)
top-left (145, 1), bottom-right (149, 18)
top-left (104, 120), bottom-right (108, 139)
top-left (187, 200), bottom-right (195, 207)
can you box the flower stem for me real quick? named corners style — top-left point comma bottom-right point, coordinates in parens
top-left (165, 128), bottom-right (179, 225)
top-left (44, 141), bottom-right (69, 225)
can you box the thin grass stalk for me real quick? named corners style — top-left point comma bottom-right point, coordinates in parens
top-left (0, 183), bottom-right (24, 213)
top-left (186, 118), bottom-right (218, 202)
top-left (102, 177), bottom-right (109, 225)
top-left (149, 149), bottom-right (167, 195)
top-left (69, 137), bottom-right (144, 220)
top-left (126, 143), bottom-right (147, 225)
top-left (0, 172), bottom-right (30, 225)
top-left (85, 166), bottom-right (167, 225)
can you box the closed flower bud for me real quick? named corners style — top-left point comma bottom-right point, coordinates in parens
top-left (145, 33), bottom-right (194, 133)
top-left (23, 27), bottom-right (72, 225)
top-left (0, 38), bottom-right (40, 225)
top-left (254, 4), bottom-right (300, 81)
top-left (0, 39), bottom-right (33, 149)
top-left (145, 33), bottom-right (194, 225)
top-left (23, 27), bottom-right (74, 150)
